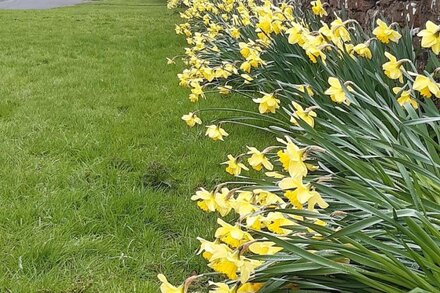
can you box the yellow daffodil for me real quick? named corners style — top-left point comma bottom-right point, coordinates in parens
top-left (208, 253), bottom-right (239, 280)
top-left (253, 92), bottom-right (280, 114)
top-left (245, 214), bottom-right (266, 231)
top-left (277, 139), bottom-right (308, 179)
top-left (249, 241), bottom-right (283, 255)
top-left (302, 34), bottom-right (327, 63)
top-left (279, 177), bottom-right (328, 210)
top-left (311, 0), bottom-right (327, 17)
top-left (253, 189), bottom-right (284, 206)
top-left (197, 237), bottom-right (232, 261)
top-left (393, 87), bottom-right (418, 109)
top-left (215, 218), bottom-right (254, 248)
top-left (290, 101), bottom-right (317, 127)
top-left (247, 147), bottom-right (273, 171)
top-left (286, 23), bottom-right (306, 45)
top-left (263, 212), bottom-right (296, 235)
top-left (157, 274), bottom-right (184, 293)
top-left (382, 52), bottom-right (404, 82)
top-left (191, 188), bottom-right (216, 212)
top-left (239, 42), bottom-right (252, 58)
top-left (232, 191), bottom-right (258, 217)
top-left (240, 61), bottom-right (252, 73)
top-left (417, 21), bottom-right (440, 54)
top-left (353, 43), bottom-right (372, 59)
top-left (373, 19), bottom-right (401, 44)
top-left (325, 77), bottom-right (350, 104)
top-left (413, 75), bottom-right (440, 98)
top-left (206, 125), bottom-right (229, 141)
top-left (331, 17), bottom-right (351, 43)
top-left (181, 112), bottom-right (202, 127)
top-left (229, 27), bottom-right (241, 39)
top-left (224, 155), bottom-right (249, 176)
top-left (214, 188), bottom-right (234, 217)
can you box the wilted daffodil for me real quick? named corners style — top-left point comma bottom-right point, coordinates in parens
top-left (290, 101), bottom-right (317, 128)
top-left (393, 87), bottom-right (418, 109)
top-left (181, 112), bottom-right (202, 127)
top-left (382, 52), bottom-right (404, 83)
top-left (325, 77), bottom-right (350, 104)
top-left (224, 155), bottom-right (249, 176)
top-left (253, 92), bottom-right (280, 114)
top-left (311, 0), bottom-right (327, 17)
top-left (157, 274), bottom-right (184, 293)
top-left (247, 147), bottom-right (273, 171)
top-left (373, 19), bottom-right (401, 44)
top-left (206, 125), bottom-right (229, 141)
top-left (417, 21), bottom-right (440, 55)
top-left (413, 74), bottom-right (440, 98)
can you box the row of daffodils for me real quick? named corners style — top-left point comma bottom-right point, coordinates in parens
top-left (162, 0), bottom-right (440, 292)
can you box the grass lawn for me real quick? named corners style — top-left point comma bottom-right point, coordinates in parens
top-left (0, 0), bottom-right (268, 291)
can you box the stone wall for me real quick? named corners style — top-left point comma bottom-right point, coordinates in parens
top-left (297, 0), bottom-right (440, 28)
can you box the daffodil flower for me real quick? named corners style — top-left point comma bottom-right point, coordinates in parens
top-left (324, 77), bottom-right (350, 104)
top-left (247, 147), bottom-right (273, 171)
top-left (215, 218), bottom-right (254, 248)
top-left (311, 0), bottom-right (327, 17)
top-left (277, 139), bottom-right (308, 179)
top-left (252, 92), bottom-right (280, 114)
top-left (393, 87), bottom-right (418, 109)
top-left (248, 241), bottom-right (283, 255)
top-left (206, 125), bottom-right (229, 141)
top-left (263, 212), bottom-right (297, 235)
top-left (382, 52), bottom-right (404, 82)
top-left (417, 21), bottom-right (440, 55)
top-left (224, 155), bottom-right (249, 176)
top-left (290, 101), bottom-right (317, 128)
top-left (353, 43), bottom-right (372, 59)
top-left (181, 112), bottom-right (202, 127)
top-left (191, 188), bottom-right (216, 212)
top-left (373, 19), bottom-right (401, 44)
top-left (413, 74), bottom-right (440, 98)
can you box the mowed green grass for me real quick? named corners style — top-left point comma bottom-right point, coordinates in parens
top-left (0, 0), bottom-right (268, 291)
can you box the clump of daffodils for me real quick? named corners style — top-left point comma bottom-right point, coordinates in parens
top-left (171, 0), bottom-right (439, 143)
top-left (160, 136), bottom-right (329, 292)
top-left (163, 0), bottom-right (440, 291)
